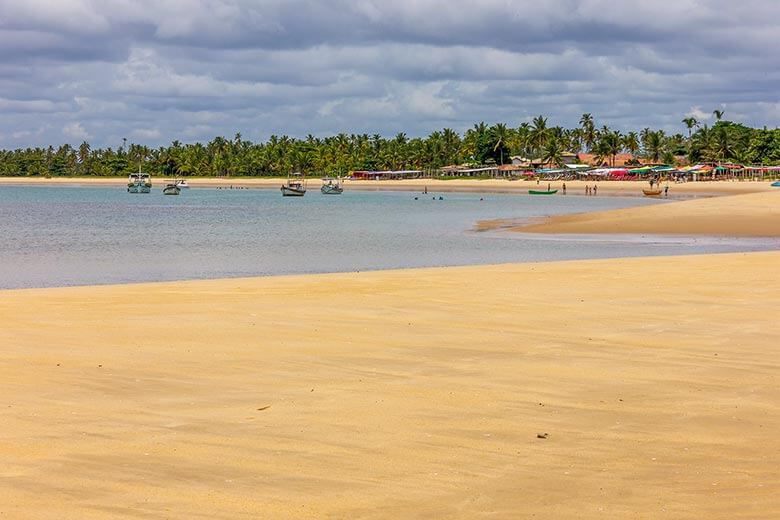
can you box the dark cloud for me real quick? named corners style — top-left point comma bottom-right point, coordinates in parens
top-left (0, 0), bottom-right (779, 148)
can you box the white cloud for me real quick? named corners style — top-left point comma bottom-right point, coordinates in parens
top-left (183, 124), bottom-right (212, 138)
top-left (2, 1), bottom-right (780, 147)
top-left (62, 122), bottom-right (89, 140)
top-left (0, 97), bottom-right (66, 113)
top-left (131, 128), bottom-right (162, 139)
top-left (317, 99), bottom-right (343, 117)
top-left (402, 82), bottom-right (455, 119)
top-left (686, 107), bottom-right (712, 122)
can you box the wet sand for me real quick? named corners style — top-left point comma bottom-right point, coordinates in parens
top-left (2, 252), bottom-right (779, 519)
top-left (494, 191), bottom-right (780, 237)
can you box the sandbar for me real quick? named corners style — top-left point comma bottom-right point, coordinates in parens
top-left (491, 191), bottom-right (780, 237)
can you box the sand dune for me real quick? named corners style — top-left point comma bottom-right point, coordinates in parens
top-left (2, 252), bottom-right (779, 518)
top-left (502, 191), bottom-right (780, 237)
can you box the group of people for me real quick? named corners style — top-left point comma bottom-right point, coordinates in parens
top-left (584, 184), bottom-right (598, 196)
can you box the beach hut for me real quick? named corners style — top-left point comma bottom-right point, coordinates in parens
top-left (510, 156), bottom-right (532, 167)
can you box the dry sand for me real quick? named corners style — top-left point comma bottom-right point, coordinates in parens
top-left (2, 252), bottom-right (779, 519)
top-left (1, 175), bottom-right (776, 196)
top-left (483, 191), bottom-right (780, 237)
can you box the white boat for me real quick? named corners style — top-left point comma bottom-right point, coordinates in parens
top-left (321, 177), bottom-right (343, 195)
top-left (175, 179), bottom-right (190, 189)
top-left (127, 164), bottom-right (151, 193)
top-left (281, 173), bottom-right (306, 196)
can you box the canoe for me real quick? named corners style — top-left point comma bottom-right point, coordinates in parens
top-left (771, 181), bottom-right (780, 187)
top-left (643, 189), bottom-right (663, 197)
top-left (528, 189), bottom-right (558, 195)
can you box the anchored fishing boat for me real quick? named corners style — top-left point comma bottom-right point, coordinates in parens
top-left (127, 164), bottom-right (151, 193)
top-left (162, 182), bottom-right (181, 195)
top-left (281, 173), bottom-right (306, 197)
top-left (642, 189), bottom-right (663, 197)
top-left (321, 177), bottom-right (343, 195)
top-left (528, 189), bottom-right (558, 195)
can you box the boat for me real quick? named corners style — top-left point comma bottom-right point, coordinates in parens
top-left (642, 189), bottom-right (663, 197)
top-left (175, 179), bottom-right (190, 189)
top-left (127, 164), bottom-right (151, 193)
top-left (281, 173), bottom-right (306, 196)
top-left (771, 181), bottom-right (780, 187)
top-left (162, 182), bottom-right (181, 195)
top-left (528, 189), bottom-right (558, 195)
top-left (321, 177), bottom-right (343, 195)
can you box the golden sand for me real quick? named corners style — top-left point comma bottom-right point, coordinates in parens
top-left (502, 191), bottom-right (780, 237)
top-left (2, 252), bottom-right (779, 518)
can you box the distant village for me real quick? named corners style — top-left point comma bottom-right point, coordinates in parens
top-left (352, 152), bottom-right (780, 182)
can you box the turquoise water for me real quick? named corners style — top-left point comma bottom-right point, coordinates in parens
top-left (0, 186), bottom-right (775, 289)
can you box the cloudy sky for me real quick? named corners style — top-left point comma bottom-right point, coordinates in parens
top-left (1, 0), bottom-right (779, 148)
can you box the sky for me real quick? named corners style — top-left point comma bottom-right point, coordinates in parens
top-left (1, 0), bottom-right (779, 149)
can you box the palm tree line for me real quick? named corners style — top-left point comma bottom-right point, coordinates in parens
top-left (2, 112), bottom-right (779, 177)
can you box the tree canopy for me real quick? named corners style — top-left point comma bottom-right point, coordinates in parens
top-left (2, 114), bottom-right (779, 177)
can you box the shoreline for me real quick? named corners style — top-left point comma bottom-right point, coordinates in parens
top-left (1, 176), bottom-right (776, 197)
top-left (2, 251), bottom-right (778, 518)
top-left (479, 191), bottom-right (780, 238)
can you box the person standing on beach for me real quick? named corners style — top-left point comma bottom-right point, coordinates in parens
top-left (585, 185), bottom-right (590, 195)
top-left (562, 182), bottom-right (567, 194)
top-left (593, 185), bottom-right (598, 196)
top-left (664, 185), bottom-right (669, 197)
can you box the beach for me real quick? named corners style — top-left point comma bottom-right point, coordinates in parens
top-left (0, 175), bottom-right (777, 196)
top-left (484, 191), bottom-right (780, 237)
top-left (2, 249), bottom-right (779, 518)
top-left (2, 185), bottom-right (779, 518)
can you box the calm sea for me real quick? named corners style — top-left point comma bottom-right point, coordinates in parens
top-left (0, 185), bottom-right (775, 289)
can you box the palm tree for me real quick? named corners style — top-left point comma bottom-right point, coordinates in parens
top-left (644, 130), bottom-right (666, 163)
top-left (541, 135), bottom-right (564, 167)
top-left (77, 141), bottom-right (91, 175)
top-left (623, 132), bottom-right (640, 158)
top-left (713, 109), bottom-right (725, 121)
top-left (515, 122), bottom-right (531, 156)
top-left (579, 113), bottom-right (596, 152)
top-left (682, 117), bottom-right (699, 161)
top-left (640, 127), bottom-right (652, 148)
top-left (599, 131), bottom-right (623, 167)
top-left (441, 128), bottom-right (460, 165)
top-left (682, 117), bottom-right (699, 139)
top-left (529, 116), bottom-right (549, 156)
top-left (491, 123), bottom-right (509, 165)
top-left (710, 126), bottom-right (733, 163)
top-left (579, 113), bottom-right (593, 128)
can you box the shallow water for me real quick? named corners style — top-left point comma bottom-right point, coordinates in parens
top-left (0, 186), bottom-right (776, 289)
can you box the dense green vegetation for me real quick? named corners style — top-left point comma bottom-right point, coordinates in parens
top-left (2, 113), bottom-right (779, 177)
